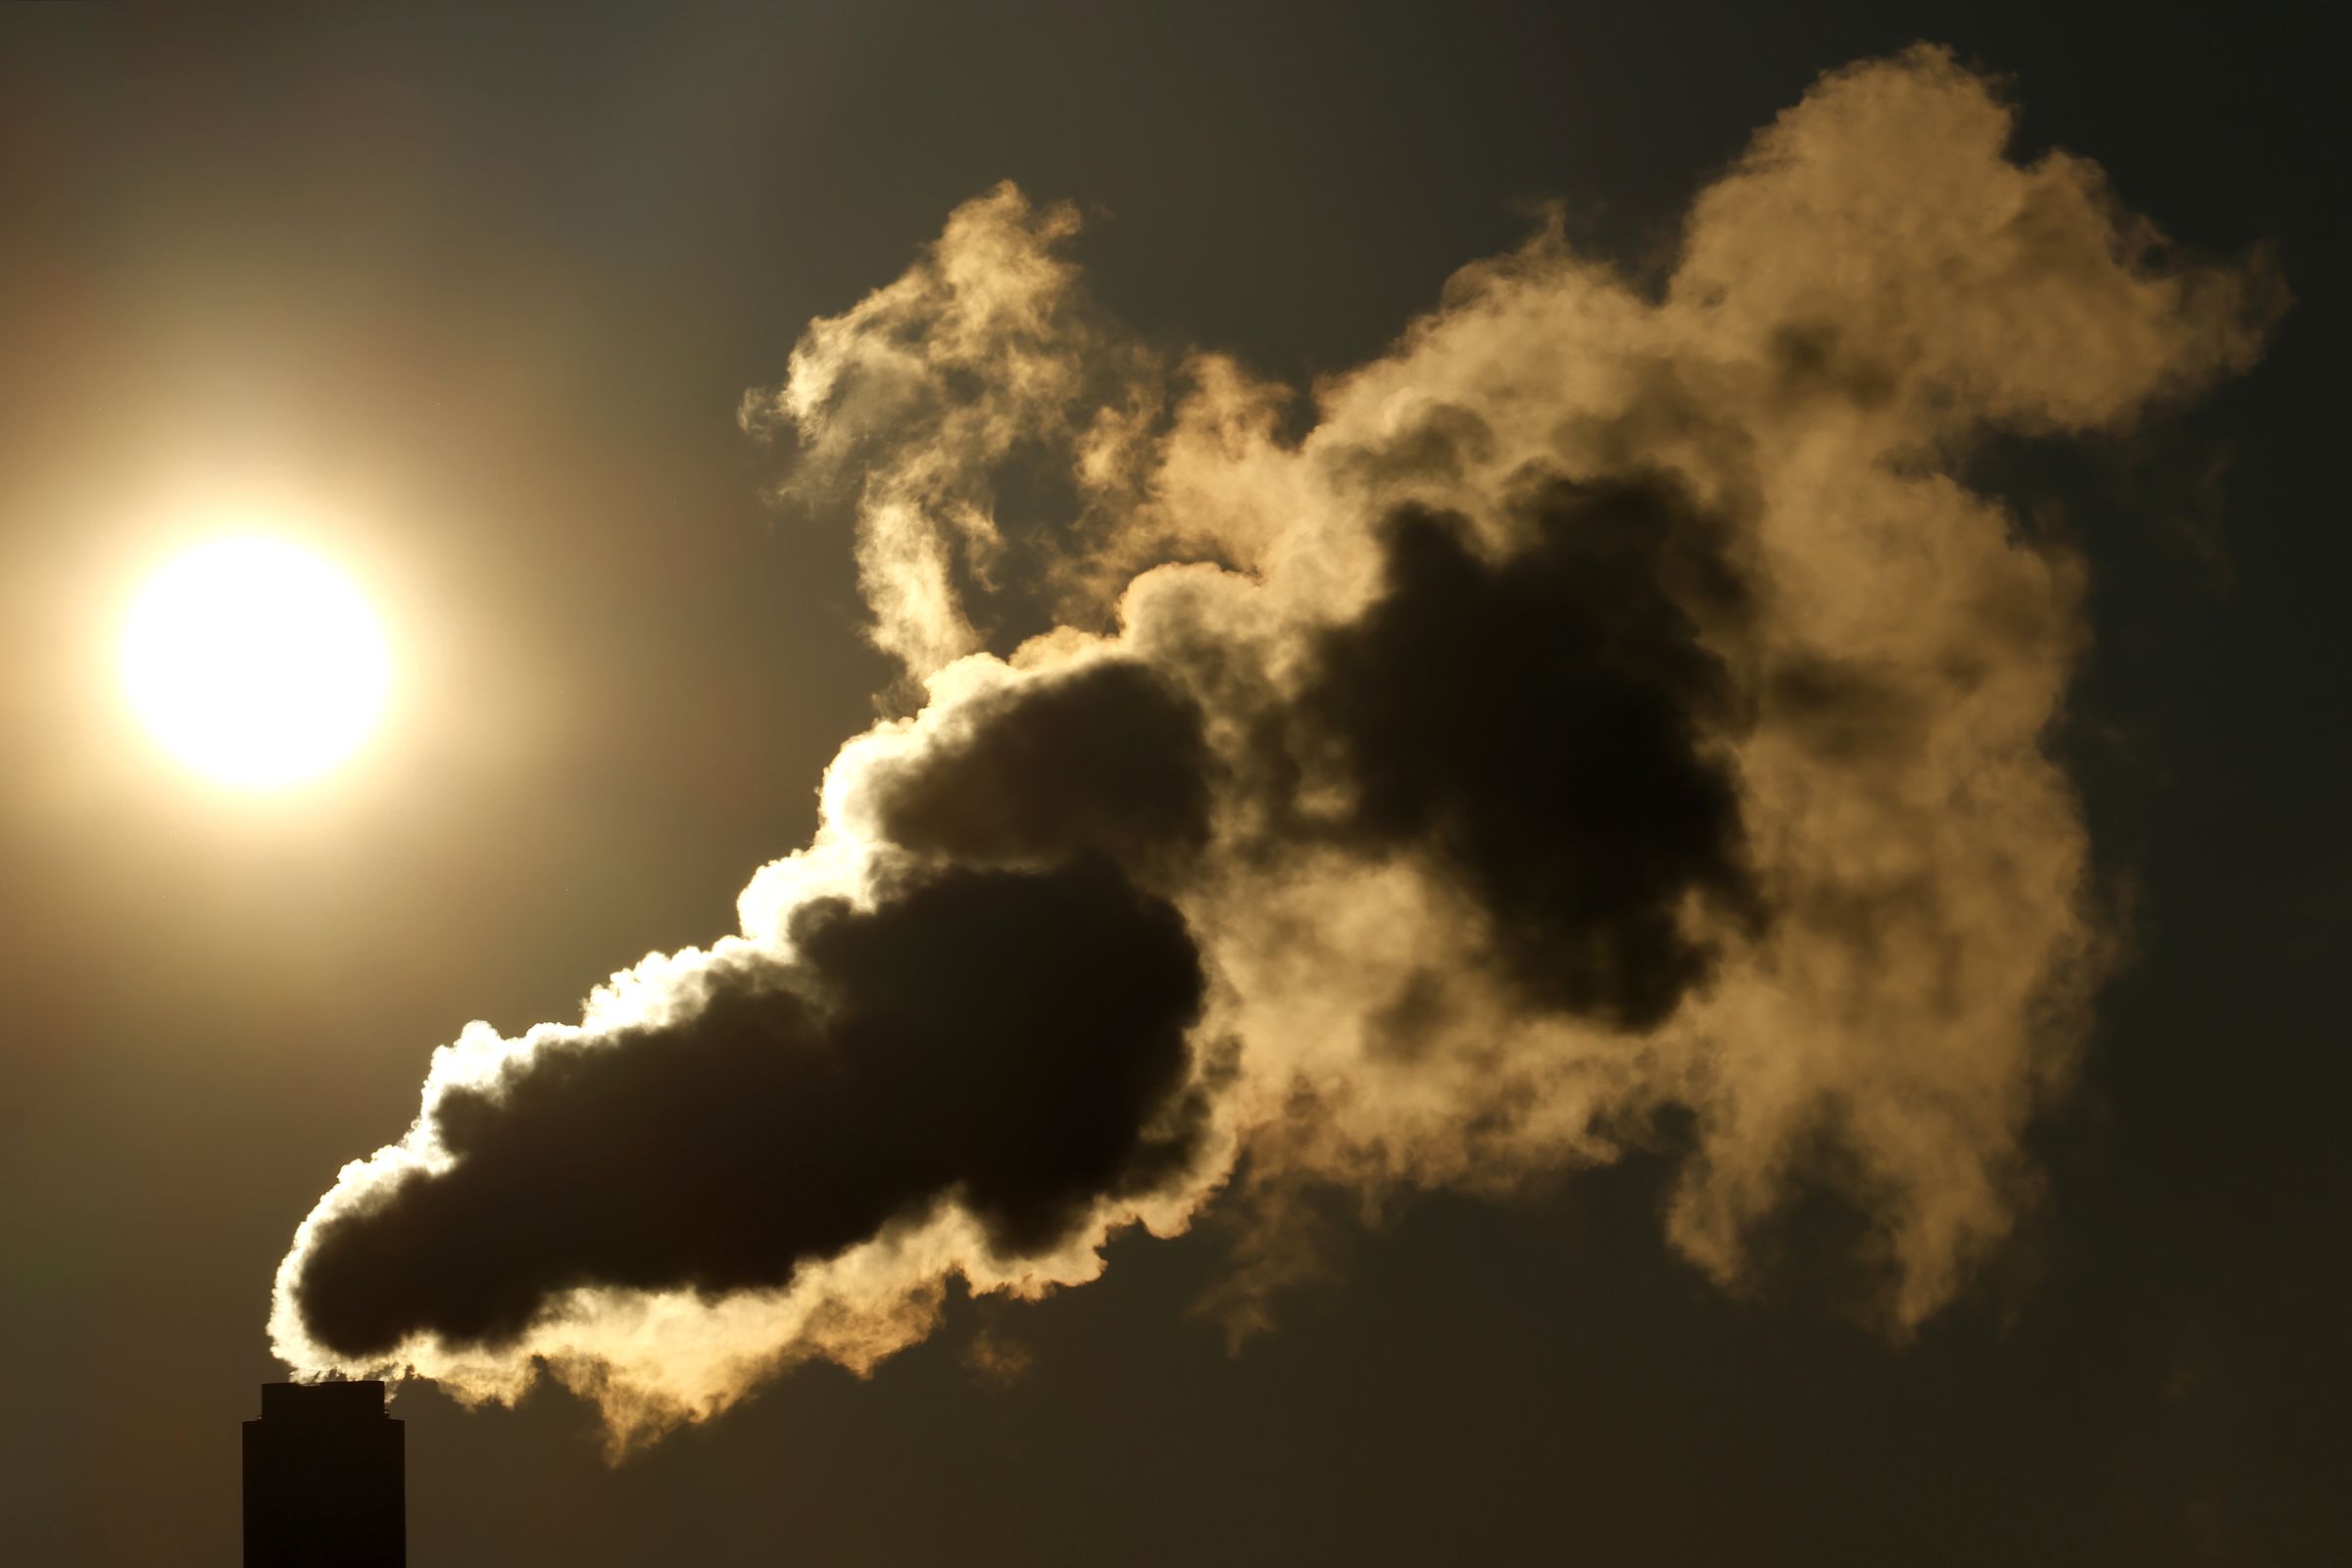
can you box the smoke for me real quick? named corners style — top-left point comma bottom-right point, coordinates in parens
top-left (270, 46), bottom-right (2278, 1447)
top-left (1291, 476), bottom-right (1757, 1031)
top-left (293, 859), bottom-right (1209, 1359)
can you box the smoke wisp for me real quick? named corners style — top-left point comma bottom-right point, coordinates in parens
top-left (270, 47), bottom-right (2278, 1446)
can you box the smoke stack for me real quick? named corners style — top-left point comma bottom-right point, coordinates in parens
top-left (242, 1381), bottom-right (404, 1567)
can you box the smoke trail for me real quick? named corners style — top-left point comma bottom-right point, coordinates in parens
top-left (294, 859), bottom-right (1209, 1359)
top-left (270, 47), bottom-right (2278, 1446)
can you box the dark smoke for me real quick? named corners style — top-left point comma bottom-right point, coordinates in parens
top-left (1295, 476), bottom-right (1756, 1030)
top-left (861, 658), bottom-right (1214, 872)
top-left (293, 859), bottom-right (1205, 1358)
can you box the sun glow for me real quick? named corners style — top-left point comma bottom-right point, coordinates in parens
top-left (122, 535), bottom-right (390, 789)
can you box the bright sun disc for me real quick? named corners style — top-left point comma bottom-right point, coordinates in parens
top-left (122, 535), bottom-right (390, 789)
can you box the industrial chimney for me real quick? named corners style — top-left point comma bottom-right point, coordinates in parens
top-left (242, 1380), bottom-right (404, 1567)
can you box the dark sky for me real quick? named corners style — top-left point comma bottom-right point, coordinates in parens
top-left (1, 3), bottom-right (2344, 1564)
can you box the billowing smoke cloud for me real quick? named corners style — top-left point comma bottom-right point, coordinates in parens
top-left (1292, 477), bottom-right (1757, 1031)
top-left (270, 47), bottom-right (2278, 1446)
top-left (294, 859), bottom-right (1209, 1359)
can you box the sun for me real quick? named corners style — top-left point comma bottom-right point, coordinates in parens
top-left (122, 535), bottom-right (391, 790)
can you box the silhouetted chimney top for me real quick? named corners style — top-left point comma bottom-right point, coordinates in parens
top-left (258, 1379), bottom-right (390, 1425)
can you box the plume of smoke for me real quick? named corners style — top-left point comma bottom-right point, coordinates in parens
top-left (270, 46), bottom-right (2278, 1447)
top-left (738, 184), bottom-right (1158, 678)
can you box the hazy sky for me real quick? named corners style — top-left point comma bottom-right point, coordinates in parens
top-left (0, 5), bottom-right (2342, 1565)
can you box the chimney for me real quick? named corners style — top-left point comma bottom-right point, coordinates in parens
top-left (242, 1380), bottom-right (404, 1567)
